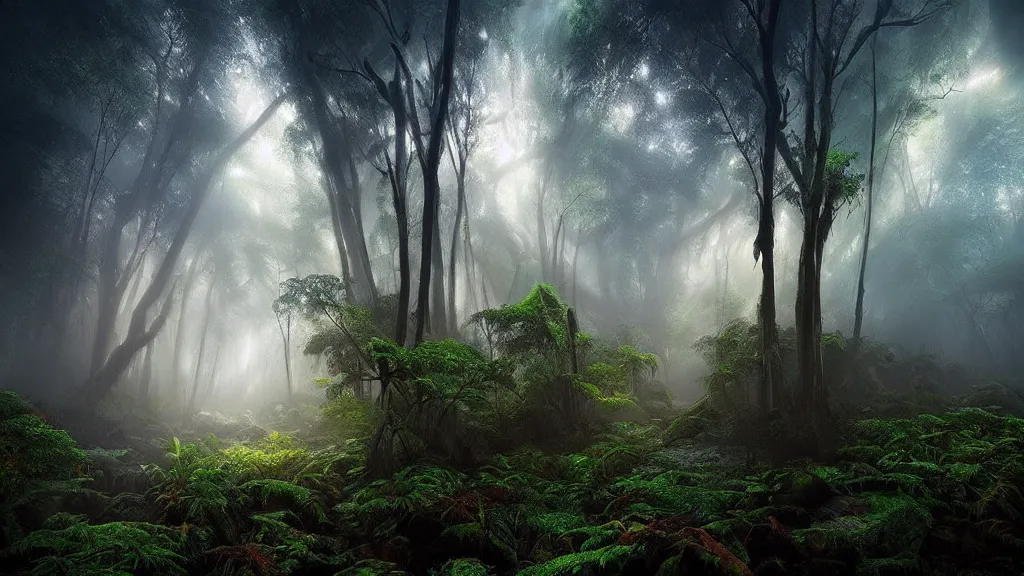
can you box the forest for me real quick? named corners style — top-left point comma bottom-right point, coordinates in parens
top-left (1, 0), bottom-right (1023, 574)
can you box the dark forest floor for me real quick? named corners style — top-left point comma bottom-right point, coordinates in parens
top-left (3, 386), bottom-right (1024, 576)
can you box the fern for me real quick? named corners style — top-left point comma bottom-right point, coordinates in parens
top-left (10, 520), bottom-right (188, 576)
top-left (241, 479), bottom-right (327, 523)
top-left (518, 544), bottom-right (640, 576)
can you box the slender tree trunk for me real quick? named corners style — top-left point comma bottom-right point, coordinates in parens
top-left (90, 207), bottom-right (132, 374)
top-left (462, 198), bottom-right (479, 313)
top-left (187, 278), bottom-right (216, 418)
top-left (172, 254), bottom-right (203, 392)
top-left (414, 0), bottom-right (461, 346)
top-left (139, 342), bottom-right (154, 404)
top-left (388, 70), bottom-right (412, 347)
top-left (537, 180), bottom-right (549, 283)
top-left (324, 186), bottom-right (354, 302)
top-left (430, 212), bottom-right (446, 335)
top-left (345, 150), bottom-right (379, 305)
top-left (853, 38), bottom-right (879, 349)
top-left (303, 67), bottom-right (376, 306)
top-left (566, 307), bottom-right (580, 424)
top-left (335, 189), bottom-right (375, 304)
top-left (277, 311), bottom-right (293, 397)
top-left (447, 161), bottom-right (466, 334)
top-left (795, 218), bottom-right (815, 413)
top-left (571, 226), bottom-right (581, 307)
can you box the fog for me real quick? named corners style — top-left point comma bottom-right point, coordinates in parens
top-left (1, 0), bottom-right (1022, 417)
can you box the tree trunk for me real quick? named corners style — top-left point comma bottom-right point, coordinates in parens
top-left (853, 37), bottom-right (879, 350)
top-left (757, 0), bottom-right (783, 414)
top-left (414, 0), bottom-right (461, 346)
top-left (388, 70), bottom-right (412, 347)
top-left (571, 227), bottom-right (581, 307)
top-left (90, 206), bottom-right (132, 374)
top-left (447, 160), bottom-right (466, 334)
top-left (277, 311), bottom-right (293, 397)
top-left (303, 66), bottom-right (376, 306)
top-left (187, 277), bottom-right (216, 418)
top-left (430, 211), bottom-right (447, 335)
top-left (139, 343), bottom-right (154, 404)
top-left (536, 180), bottom-right (549, 283)
top-left (82, 94), bottom-right (286, 406)
top-left (796, 212), bottom-right (825, 420)
top-left (88, 59), bottom-right (206, 376)
top-left (566, 307), bottom-right (580, 424)
top-left (324, 184), bottom-right (354, 302)
top-left (172, 253), bottom-right (204, 393)
top-left (345, 148), bottom-right (379, 305)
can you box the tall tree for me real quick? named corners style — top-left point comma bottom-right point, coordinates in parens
top-left (413, 0), bottom-right (462, 343)
top-left (775, 0), bottom-right (948, 429)
top-left (853, 35), bottom-right (880, 349)
top-left (444, 46), bottom-right (484, 333)
top-left (354, 0), bottom-right (463, 344)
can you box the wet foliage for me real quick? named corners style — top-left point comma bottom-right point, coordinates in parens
top-left (3, 286), bottom-right (1024, 575)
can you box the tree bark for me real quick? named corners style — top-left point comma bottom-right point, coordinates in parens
top-left (566, 307), bottom-right (580, 424)
top-left (853, 37), bottom-right (879, 349)
top-left (413, 0), bottom-right (461, 346)
top-left (447, 157), bottom-right (467, 334)
top-left (430, 211), bottom-right (447, 335)
top-left (388, 70), bottom-right (412, 347)
top-left (276, 310), bottom-right (293, 397)
top-left (89, 57), bottom-right (205, 375)
top-left (82, 93), bottom-right (286, 406)
top-left (324, 181), bottom-right (354, 302)
top-left (305, 76), bottom-right (374, 305)
top-left (186, 276), bottom-right (216, 418)
top-left (755, 0), bottom-right (783, 414)
top-left (172, 252), bottom-right (204, 394)
top-left (139, 342), bottom-right (154, 404)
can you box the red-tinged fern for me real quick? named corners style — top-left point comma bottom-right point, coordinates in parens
top-left (679, 527), bottom-right (752, 576)
top-left (206, 543), bottom-right (278, 575)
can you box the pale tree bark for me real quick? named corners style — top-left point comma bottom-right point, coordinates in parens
top-left (82, 93), bottom-right (287, 407)
top-left (186, 274), bottom-right (216, 418)
top-left (90, 50), bottom-right (206, 374)
top-left (444, 55), bottom-right (480, 333)
top-left (172, 252), bottom-right (204, 394)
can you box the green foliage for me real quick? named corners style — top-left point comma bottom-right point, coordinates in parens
top-left (9, 520), bottom-right (188, 575)
top-left (0, 392), bottom-right (87, 544)
top-left (276, 274), bottom-right (384, 380)
top-left (519, 544), bottom-right (640, 576)
top-left (431, 558), bottom-right (490, 576)
top-left (824, 149), bottom-right (865, 209)
top-left (367, 338), bottom-right (515, 469)
top-left (470, 283), bottom-right (569, 357)
top-left (319, 391), bottom-right (375, 441)
top-left (7, 397), bottom-right (1024, 575)
top-left (0, 393), bottom-right (87, 498)
top-left (580, 363), bottom-right (628, 396)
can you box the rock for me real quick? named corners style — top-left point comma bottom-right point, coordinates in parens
top-left (787, 472), bottom-right (837, 510)
top-left (746, 520), bottom-right (801, 568)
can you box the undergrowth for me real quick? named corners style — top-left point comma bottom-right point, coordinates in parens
top-left (2, 286), bottom-right (1022, 574)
